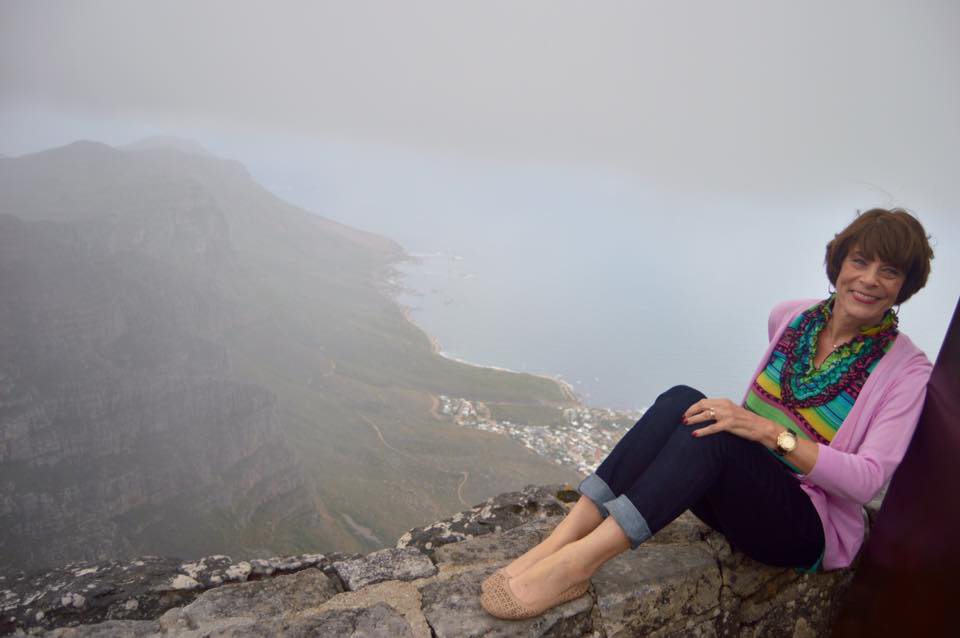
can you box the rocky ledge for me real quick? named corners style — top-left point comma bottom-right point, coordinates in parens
top-left (2, 485), bottom-right (876, 637)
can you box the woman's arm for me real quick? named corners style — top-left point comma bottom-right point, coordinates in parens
top-left (803, 363), bottom-right (930, 503)
top-left (757, 418), bottom-right (820, 475)
top-left (684, 356), bottom-right (931, 504)
top-left (682, 400), bottom-right (819, 474)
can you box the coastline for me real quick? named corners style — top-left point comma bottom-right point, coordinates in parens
top-left (386, 259), bottom-right (582, 405)
top-left (426, 330), bottom-right (582, 405)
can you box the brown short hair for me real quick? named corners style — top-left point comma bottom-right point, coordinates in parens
top-left (825, 208), bottom-right (934, 305)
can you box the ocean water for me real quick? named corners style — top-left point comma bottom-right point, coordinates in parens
top-left (389, 219), bottom-right (802, 409)
top-left (245, 142), bottom-right (959, 409)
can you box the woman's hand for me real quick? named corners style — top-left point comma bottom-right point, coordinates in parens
top-left (682, 398), bottom-right (821, 474)
top-left (682, 398), bottom-right (777, 448)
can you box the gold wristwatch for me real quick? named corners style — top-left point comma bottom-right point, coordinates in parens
top-left (774, 430), bottom-right (797, 457)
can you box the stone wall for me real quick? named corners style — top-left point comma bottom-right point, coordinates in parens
top-left (3, 485), bottom-right (874, 637)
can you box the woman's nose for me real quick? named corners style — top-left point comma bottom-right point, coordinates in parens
top-left (860, 265), bottom-right (881, 286)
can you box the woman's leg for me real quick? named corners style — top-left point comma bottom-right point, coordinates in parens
top-left (606, 425), bottom-right (823, 567)
top-left (507, 516), bottom-right (631, 610)
top-left (501, 385), bottom-right (705, 578)
top-left (578, 385), bottom-right (705, 518)
top-left (506, 417), bottom-right (824, 610)
top-left (499, 495), bottom-right (605, 578)
top-left (687, 438), bottom-right (824, 568)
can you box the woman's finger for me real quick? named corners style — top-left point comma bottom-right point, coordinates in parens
top-left (682, 400), bottom-right (706, 419)
top-left (684, 403), bottom-right (719, 425)
top-left (691, 423), bottom-right (719, 438)
top-left (682, 407), bottom-right (709, 424)
top-left (681, 402), bottom-right (699, 422)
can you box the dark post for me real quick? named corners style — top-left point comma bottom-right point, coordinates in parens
top-left (832, 298), bottom-right (960, 637)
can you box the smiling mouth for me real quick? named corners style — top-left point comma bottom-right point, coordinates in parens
top-left (851, 290), bottom-right (880, 304)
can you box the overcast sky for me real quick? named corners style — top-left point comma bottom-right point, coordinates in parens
top-left (2, 0), bottom-right (958, 200)
top-left (1, 1), bottom-right (957, 404)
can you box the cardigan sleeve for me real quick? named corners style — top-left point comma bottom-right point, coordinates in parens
top-left (804, 357), bottom-right (932, 504)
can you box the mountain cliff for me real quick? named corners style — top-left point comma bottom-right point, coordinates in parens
top-left (0, 140), bottom-right (582, 572)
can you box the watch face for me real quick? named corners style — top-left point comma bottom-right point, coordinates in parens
top-left (778, 431), bottom-right (797, 453)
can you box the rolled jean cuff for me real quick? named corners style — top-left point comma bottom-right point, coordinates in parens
top-left (605, 494), bottom-right (653, 549)
top-left (577, 473), bottom-right (616, 518)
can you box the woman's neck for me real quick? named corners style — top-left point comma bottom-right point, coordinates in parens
top-left (827, 300), bottom-right (882, 345)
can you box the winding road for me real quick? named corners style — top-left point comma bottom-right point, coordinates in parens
top-left (456, 471), bottom-right (469, 507)
top-left (360, 413), bottom-right (470, 507)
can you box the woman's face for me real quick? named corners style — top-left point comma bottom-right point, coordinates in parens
top-left (833, 246), bottom-right (905, 326)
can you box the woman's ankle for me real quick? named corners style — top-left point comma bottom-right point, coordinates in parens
top-left (504, 512), bottom-right (598, 577)
top-left (545, 525), bottom-right (585, 549)
top-left (505, 536), bottom-right (564, 575)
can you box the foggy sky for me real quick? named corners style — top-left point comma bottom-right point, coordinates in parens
top-left (0, 1), bottom-right (958, 407)
top-left (2, 0), bottom-right (959, 201)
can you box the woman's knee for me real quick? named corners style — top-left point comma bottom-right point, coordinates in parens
top-left (620, 385), bottom-right (707, 435)
top-left (657, 385), bottom-right (706, 404)
top-left (624, 385), bottom-right (704, 435)
top-left (652, 385), bottom-right (706, 417)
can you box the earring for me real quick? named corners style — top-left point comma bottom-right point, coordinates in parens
top-left (827, 283), bottom-right (836, 297)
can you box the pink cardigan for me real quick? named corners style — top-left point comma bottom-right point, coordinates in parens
top-left (744, 299), bottom-right (933, 570)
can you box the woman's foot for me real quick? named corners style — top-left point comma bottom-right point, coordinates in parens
top-left (501, 541), bottom-right (559, 578)
top-left (481, 513), bottom-right (630, 619)
top-left (503, 543), bottom-right (589, 613)
top-left (482, 495), bottom-right (605, 592)
top-left (480, 574), bottom-right (589, 620)
top-left (481, 533), bottom-right (569, 593)
top-left (502, 526), bottom-right (576, 577)
top-left (480, 568), bottom-right (509, 594)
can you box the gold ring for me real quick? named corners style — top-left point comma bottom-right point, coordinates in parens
top-left (708, 408), bottom-right (716, 420)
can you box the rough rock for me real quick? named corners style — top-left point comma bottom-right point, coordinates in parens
top-left (592, 541), bottom-right (722, 637)
top-left (396, 484), bottom-right (570, 558)
top-left (41, 619), bottom-right (163, 637)
top-left (264, 602), bottom-right (413, 638)
top-left (432, 518), bottom-right (552, 568)
top-left (0, 553), bottom-right (358, 636)
top-left (41, 601), bottom-right (413, 638)
top-left (711, 532), bottom-right (855, 638)
top-left (419, 566), bottom-right (594, 638)
top-left (332, 548), bottom-right (436, 591)
top-left (155, 567), bottom-right (339, 632)
top-left (4, 484), bottom-right (878, 637)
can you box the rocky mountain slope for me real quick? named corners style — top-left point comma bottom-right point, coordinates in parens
top-left (0, 140), bottom-right (582, 572)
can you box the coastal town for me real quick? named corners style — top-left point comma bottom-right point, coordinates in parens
top-left (436, 395), bottom-right (646, 475)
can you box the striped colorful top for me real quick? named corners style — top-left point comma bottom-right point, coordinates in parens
top-left (744, 296), bottom-right (898, 571)
top-left (746, 297), bottom-right (898, 469)
top-left (749, 298), bottom-right (929, 571)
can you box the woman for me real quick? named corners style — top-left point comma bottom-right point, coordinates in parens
top-left (480, 208), bottom-right (935, 620)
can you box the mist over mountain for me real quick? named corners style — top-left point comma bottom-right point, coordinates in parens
top-left (0, 140), bottom-right (581, 572)
top-left (121, 135), bottom-right (214, 157)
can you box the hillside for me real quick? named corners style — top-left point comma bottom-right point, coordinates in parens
top-left (0, 140), bottom-right (582, 571)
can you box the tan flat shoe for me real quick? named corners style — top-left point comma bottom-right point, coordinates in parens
top-left (480, 568), bottom-right (509, 594)
top-left (480, 575), bottom-right (590, 620)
